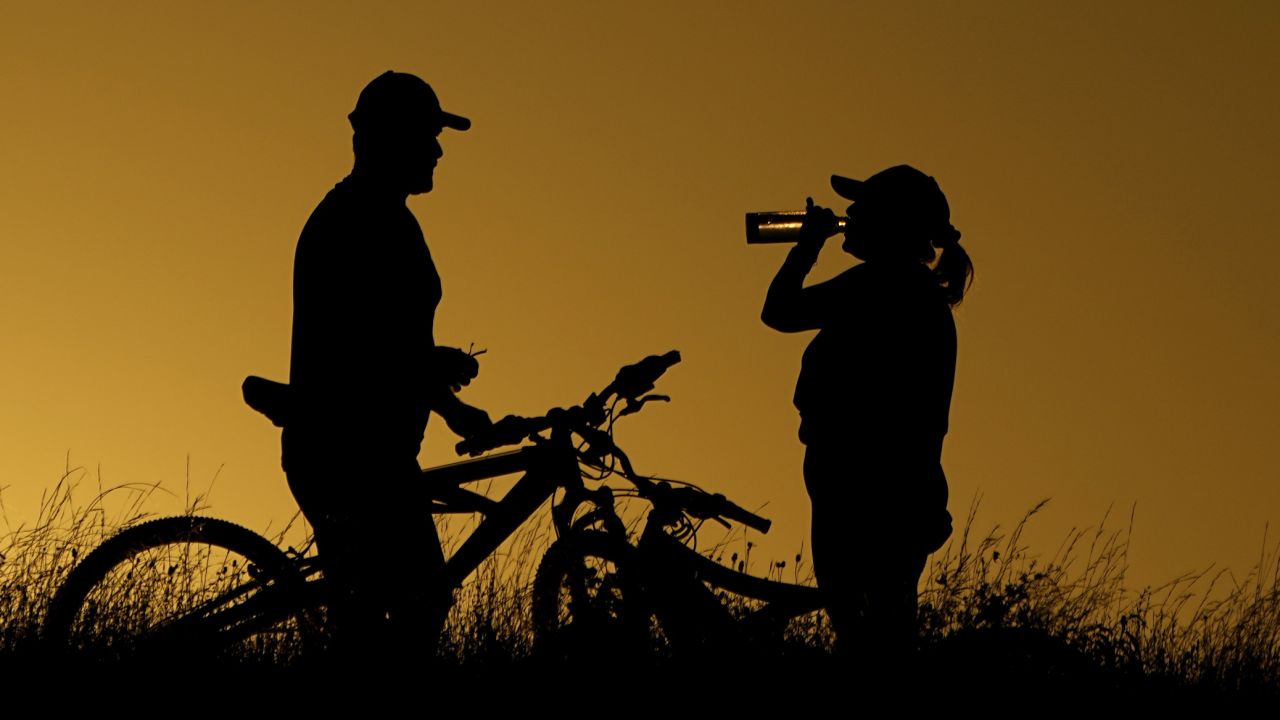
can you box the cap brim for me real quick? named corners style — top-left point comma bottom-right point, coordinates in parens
top-left (831, 175), bottom-right (863, 200)
top-left (441, 110), bottom-right (471, 131)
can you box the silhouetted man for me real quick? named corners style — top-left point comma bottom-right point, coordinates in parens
top-left (282, 71), bottom-right (491, 659)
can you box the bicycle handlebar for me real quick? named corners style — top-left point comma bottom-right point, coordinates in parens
top-left (454, 351), bottom-right (681, 457)
top-left (450, 350), bottom-right (773, 533)
top-left (642, 481), bottom-right (772, 534)
top-left (711, 495), bottom-right (773, 535)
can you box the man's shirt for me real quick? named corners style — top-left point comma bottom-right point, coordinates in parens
top-left (288, 175), bottom-right (441, 457)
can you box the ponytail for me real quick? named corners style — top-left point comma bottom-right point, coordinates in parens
top-left (932, 225), bottom-right (973, 306)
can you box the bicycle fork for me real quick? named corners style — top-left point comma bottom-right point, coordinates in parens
top-left (632, 522), bottom-right (741, 651)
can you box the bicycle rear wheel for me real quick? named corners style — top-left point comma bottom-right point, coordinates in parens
top-left (44, 516), bottom-right (320, 665)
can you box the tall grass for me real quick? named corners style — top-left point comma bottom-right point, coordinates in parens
top-left (918, 498), bottom-right (1280, 695)
top-left (0, 465), bottom-right (164, 658)
top-left (3, 473), bottom-right (1277, 696)
top-left (435, 509), bottom-right (547, 665)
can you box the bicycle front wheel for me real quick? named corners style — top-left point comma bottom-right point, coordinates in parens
top-left (44, 516), bottom-right (320, 665)
top-left (532, 531), bottom-right (667, 664)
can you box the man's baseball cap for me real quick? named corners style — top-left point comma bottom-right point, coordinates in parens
top-left (348, 71), bottom-right (471, 133)
top-left (830, 165), bottom-right (950, 226)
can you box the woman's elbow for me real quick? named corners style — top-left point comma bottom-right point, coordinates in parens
top-left (761, 306), bottom-right (801, 332)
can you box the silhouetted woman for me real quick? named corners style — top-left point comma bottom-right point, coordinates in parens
top-left (761, 165), bottom-right (972, 666)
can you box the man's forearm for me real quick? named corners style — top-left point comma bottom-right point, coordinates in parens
top-left (428, 384), bottom-right (491, 438)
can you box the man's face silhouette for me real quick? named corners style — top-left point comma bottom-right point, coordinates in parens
top-left (354, 120), bottom-right (446, 196)
top-left (404, 125), bottom-right (445, 195)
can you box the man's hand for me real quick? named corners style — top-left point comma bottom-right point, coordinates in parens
top-left (440, 397), bottom-right (493, 439)
top-left (432, 346), bottom-right (482, 392)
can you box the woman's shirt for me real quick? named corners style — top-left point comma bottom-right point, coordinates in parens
top-left (764, 256), bottom-right (956, 453)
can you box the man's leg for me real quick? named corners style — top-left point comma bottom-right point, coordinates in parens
top-left (376, 462), bottom-right (451, 658)
top-left (284, 447), bottom-right (450, 663)
top-left (334, 456), bottom-right (450, 661)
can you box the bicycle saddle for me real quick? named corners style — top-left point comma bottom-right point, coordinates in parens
top-left (242, 375), bottom-right (292, 428)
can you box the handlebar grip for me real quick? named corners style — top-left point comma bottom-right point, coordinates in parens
top-left (610, 350), bottom-right (681, 400)
top-left (713, 495), bottom-right (772, 534)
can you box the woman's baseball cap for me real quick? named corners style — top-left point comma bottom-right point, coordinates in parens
top-left (831, 165), bottom-right (950, 226)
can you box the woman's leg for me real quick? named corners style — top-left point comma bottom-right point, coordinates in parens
top-left (804, 444), bottom-right (927, 668)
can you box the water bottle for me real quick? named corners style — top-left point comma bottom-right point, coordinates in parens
top-left (745, 211), bottom-right (848, 244)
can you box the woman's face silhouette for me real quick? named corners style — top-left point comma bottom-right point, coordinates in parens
top-left (841, 201), bottom-right (885, 260)
top-left (842, 199), bottom-right (930, 264)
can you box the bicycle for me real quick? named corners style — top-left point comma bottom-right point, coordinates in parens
top-left (45, 348), bottom-right (803, 661)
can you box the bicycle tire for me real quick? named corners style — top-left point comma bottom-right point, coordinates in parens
top-left (532, 531), bottom-right (668, 664)
top-left (44, 516), bottom-right (319, 664)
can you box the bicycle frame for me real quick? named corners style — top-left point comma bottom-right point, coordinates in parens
top-left (187, 420), bottom-right (648, 657)
top-left (424, 433), bottom-right (584, 588)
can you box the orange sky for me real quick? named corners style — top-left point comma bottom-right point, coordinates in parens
top-left (2, 2), bottom-right (1278, 591)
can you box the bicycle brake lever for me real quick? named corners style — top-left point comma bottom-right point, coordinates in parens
top-left (617, 394), bottom-right (671, 418)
